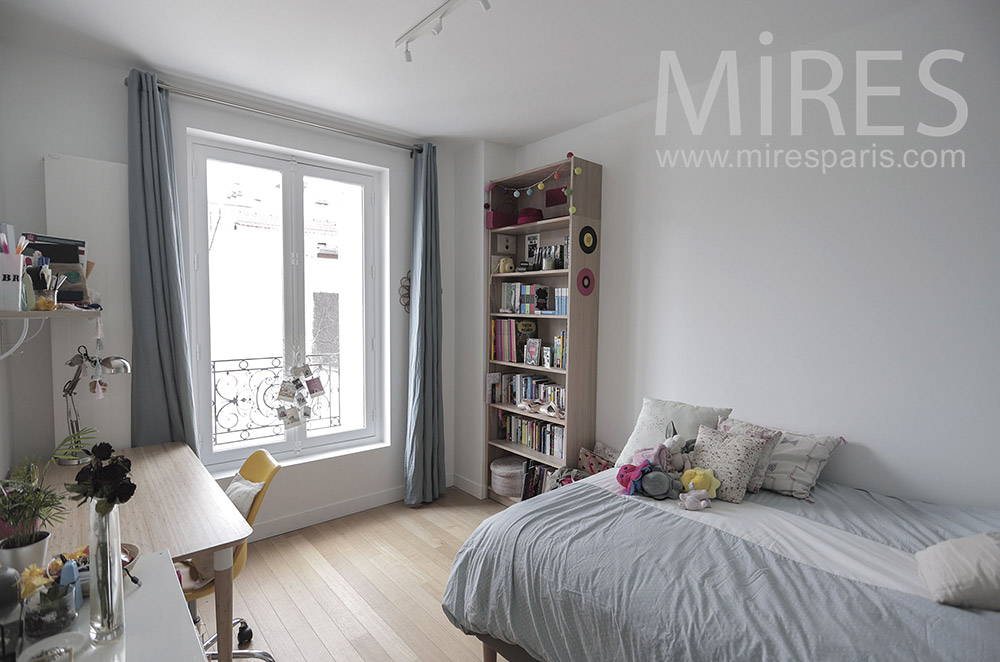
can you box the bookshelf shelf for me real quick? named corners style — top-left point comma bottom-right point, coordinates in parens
top-left (489, 402), bottom-right (566, 426)
top-left (489, 359), bottom-right (567, 376)
top-left (488, 440), bottom-right (564, 469)
top-left (491, 269), bottom-right (569, 280)
top-left (491, 215), bottom-right (570, 236)
top-left (484, 156), bottom-right (602, 506)
top-left (490, 313), bottom-right (568, 319)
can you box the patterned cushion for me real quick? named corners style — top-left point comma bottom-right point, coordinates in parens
top-left (616, 397), bottom-right (732, 468)
top-left (758, 426), bottom-right (845, 499)
top-left (691, 426), bottom-right (767, 504)
top-left (718, 418), bottom-right (783, 493)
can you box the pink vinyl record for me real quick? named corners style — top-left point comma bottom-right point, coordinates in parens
top-left (577, 268), bottom-right (595, 296)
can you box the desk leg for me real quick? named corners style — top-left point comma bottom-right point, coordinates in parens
top-left (213, 548), bottom-right (235, 662)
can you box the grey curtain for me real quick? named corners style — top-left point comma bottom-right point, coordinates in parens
top-left (404, 143), bottom-right (445, 504)
top-left (126, 69), bottom-right (197, 451)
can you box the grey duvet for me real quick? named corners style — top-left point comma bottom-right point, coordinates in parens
top-left (442, 471), bottom-right (1000, 662)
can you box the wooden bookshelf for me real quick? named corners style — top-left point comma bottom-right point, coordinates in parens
top-left (483, 156), bottom-right (602, 506)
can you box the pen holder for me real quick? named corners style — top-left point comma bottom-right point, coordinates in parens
top-left (33, 289), bottom-right (57, 312)
top-left (0, 253), bottom-right (23, 312)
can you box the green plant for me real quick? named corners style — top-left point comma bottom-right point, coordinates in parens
top-left (0, 428), bottom-right (97, 548)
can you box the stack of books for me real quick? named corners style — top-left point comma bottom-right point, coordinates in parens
top-left (520, 460), bottom-right (553, 500)
top-left (553, 331), bottom-right (567, 369)
top-left (490, 318), bottom-right (518, 362)
top-left (552, 287), bottom-right (569, 315)
top-left (500, 282), bottom-right (563, 315)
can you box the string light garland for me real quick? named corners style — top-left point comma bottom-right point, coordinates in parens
top-left (483, 154), bottom-right (585, 215)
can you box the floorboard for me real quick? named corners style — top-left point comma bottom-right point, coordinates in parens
top-left (196, 487), bottom-right (506, 661)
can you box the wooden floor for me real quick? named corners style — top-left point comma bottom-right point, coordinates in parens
top-left (197, 487), bottom-right (506, 662)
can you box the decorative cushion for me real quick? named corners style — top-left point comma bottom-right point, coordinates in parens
top-left (691, 426), bottom-right (767, 504)
top-left (915, 532), bottom-right (1000, 611)
top-left (616, 397), bottom-right (732, 468)
top-left (759, 426), bottom-right (845, 499)
top-left (225, 473), bottom-right (265, 520)
top-left (717, 418), bottom-right (783, 493)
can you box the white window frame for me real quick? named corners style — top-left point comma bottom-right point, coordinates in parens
top-left (188, 138), bottom-right (381, 470)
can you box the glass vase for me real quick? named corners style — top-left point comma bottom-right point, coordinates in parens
top-left (23, 583), bottom-right (77, 640)
top-left (88, 501), bottom-right (124, 643)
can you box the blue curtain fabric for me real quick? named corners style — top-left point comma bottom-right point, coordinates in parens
top-left (404, 143), bottom-right (446, 504)
top-left (126, 69), bottom-right (197, 451)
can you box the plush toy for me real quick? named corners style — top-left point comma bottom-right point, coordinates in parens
top-left (680, 468), bottom-right (721, 498)
top-left (663, 435), bottom-right (693, 473)
top-left (617, 460), bottom-right (683, 500)
top-left (631, 443), bottom-right (671, 469)
top-left (679, 484), bottom-right (713, 510)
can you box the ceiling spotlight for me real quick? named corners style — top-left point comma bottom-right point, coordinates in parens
top-left (404, 43), bottom-right (412, 62)
top-left (431, 17), bottom-right (443, 35)
top-left (478, 0), bottom-right (490, 10)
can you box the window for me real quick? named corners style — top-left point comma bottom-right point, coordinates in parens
top-left (190, 141), bottom-right (380, 467)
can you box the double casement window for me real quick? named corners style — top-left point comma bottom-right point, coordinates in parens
top-left (190, 142), bottom-right (379, 467)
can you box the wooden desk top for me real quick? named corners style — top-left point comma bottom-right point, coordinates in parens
top-left (46, 442), bottom-right (252, 560)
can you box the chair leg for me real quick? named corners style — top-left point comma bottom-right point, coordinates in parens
top-left (188, 599), bottom-right (201, 624)
top-left (483, 641), bottom-right (498, 662)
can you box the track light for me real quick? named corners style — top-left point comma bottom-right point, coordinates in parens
top-left (404, 43), bottom-right (412, 62)
top-left (430, 18), bottom-right (443, 35)
top-left (478, 0), bottom-right (490, 10)
top-left (395, 0), bottom-right (495, 60)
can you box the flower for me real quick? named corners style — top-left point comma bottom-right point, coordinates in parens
top-left (20, 564), bottom-right (53, 599)
top-left (111, 480), bottom-right (137, 504)
top-left (91, 442), bottom-right (114, 461)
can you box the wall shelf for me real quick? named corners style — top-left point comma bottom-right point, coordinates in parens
top-left (0, 309), bottom-right (102, 361)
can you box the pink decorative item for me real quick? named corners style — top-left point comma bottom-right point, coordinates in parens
top-left (516, 208), bottom-right (543, 225)
top-left (485, 210), bottom-right (517, 229)
top-left (566, 152), bottom-right (574, 158)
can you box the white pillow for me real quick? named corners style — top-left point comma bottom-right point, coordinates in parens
top-left (759, 428), bottom-right (844, 499)
top-left (915, 532), bottom-right (1000, 611)
top-left (616, 397), bottom-right (732, 468)
top-left (225, 473), bottom-right (265, 520)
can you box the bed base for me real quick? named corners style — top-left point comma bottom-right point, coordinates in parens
top-left (474, 633), bottom-right (542, 662)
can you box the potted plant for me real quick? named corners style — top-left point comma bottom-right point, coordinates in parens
top-left (0, 429), bottom-right (96, 573)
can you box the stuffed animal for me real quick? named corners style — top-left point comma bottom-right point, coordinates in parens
top-left (631, 443), bottom-right (671, 469)
top-left (680, 468), bottom-right (721, 498)
top-left (679, 484), bottom-right (713, 510)
top-left (663, 435), bottom-right (693, 473)
top-left (617, 460), bottom-right (683, 500)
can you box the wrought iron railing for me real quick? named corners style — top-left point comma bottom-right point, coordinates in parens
top-left (211, 354), bottom-right (341, 446)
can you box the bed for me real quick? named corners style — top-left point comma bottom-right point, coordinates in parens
top-left (442, 469), bottom-right (1000, 662)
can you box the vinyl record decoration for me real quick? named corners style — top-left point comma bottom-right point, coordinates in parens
top-left (578, 226), bottom-right (597, 254)
top-left (577, 268), bottom-right (596, 296)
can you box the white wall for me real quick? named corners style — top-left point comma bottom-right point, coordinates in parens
top-left (452, 141), bottom-right (514, 497)
top-left (505, 0), bottom-right (1000, 508)
top-left (0, 37), bottom-right (461, 535)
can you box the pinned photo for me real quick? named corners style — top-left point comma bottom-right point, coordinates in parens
top-left (301, 365), bottom-right (313, 378)
top-left (277, 380), bottom-right (297, 402)
top-left (295, 392), bottom-right (308, 407)
top-left (283, 406), bottom-right (303, 428)
top-left (292, 377), bottom-right (305, 391)
top-left (306, 377), bottom-right (325, 397)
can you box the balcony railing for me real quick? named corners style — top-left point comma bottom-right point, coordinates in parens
top-left (211, 354), bottom-right (341, 446)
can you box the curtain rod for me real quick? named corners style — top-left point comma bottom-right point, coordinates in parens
top-left (124, 77), bottom-right (422, 155)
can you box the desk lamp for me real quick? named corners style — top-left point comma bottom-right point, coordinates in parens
top-left (59, 344), bottom-right (131, 466)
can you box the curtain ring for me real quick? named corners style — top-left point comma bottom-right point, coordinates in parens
top-left (398, 271), bottom-right (411, 313)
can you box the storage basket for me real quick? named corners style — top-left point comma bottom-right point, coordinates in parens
top-left (490, 456), bottom-right (525, 497)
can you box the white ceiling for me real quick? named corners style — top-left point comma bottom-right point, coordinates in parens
top-left (0, 0), bottom-right (916, 145)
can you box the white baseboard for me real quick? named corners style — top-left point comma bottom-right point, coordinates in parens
top-left (453, 473), bottom-right (485, 499)
top-left (249, 484), bottom-right (404, 542)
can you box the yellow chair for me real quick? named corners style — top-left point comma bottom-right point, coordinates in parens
top-left (186, 449), bottom-right (280, 662)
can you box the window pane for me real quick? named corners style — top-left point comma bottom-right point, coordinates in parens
top-left (207, 159), bottom-right (285, 446)
top-left (303, 175), bottom-right (366, 436)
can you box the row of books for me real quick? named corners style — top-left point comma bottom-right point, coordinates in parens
top-left (500, 283), bottom-right (566, 315)
top-left (490, 318), bottom-right (519, 362)
top-left (486, 372), bottom-right (566, 409)
top-left (553, 331), bottom-right (567, 369)
top-left (520, 460), bottom-right (553, 500)
top-left (498, 412), bottom-right (565, 459)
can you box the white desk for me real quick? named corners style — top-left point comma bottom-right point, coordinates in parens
top-left (19, 551), bottom-right (204, 661)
